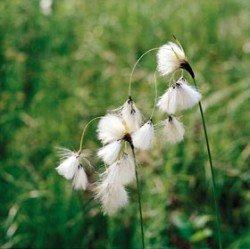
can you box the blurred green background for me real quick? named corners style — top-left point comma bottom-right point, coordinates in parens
top-left (0, 0), bottom-right (249, 248)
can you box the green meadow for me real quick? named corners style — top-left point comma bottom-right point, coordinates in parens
top-left (0, 0), bottom-right (249, 248)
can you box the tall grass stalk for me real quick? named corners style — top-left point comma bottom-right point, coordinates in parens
top-left (193, 79), bottom-right (222, 249)
top-left (149, 70), bottom-right (158, 120)
top-left (131, 145), bottom-right (145, 249)
top-left (128, 47), bottom-right (158, 96)
top-left (79, 117), bottom-right (102, 152)
top-left (127, 48), bottom-right (160, 249)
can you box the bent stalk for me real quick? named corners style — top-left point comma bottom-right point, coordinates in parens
top-left (194, 79), bottom-right (222, 249)
top-left (131, 145), bottom-right (145, 249)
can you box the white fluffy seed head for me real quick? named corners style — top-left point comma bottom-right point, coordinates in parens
top-left (56, 148), bottom-right (92, 186)
top-left (72, 166), bottom-right (88, 190)
top-left (40, 0), bottom-right (52, 16)
top-left (174, 77), bottom-right (202, 111)
top-left (132, 120), bottom-right (154, 150)
top-left (119, 154), bottom-right (135, 185)
top-left (95, 180), bottom-right (128, 216)
top-left (157, 77), bottom-right (201, 114)
top-left (104, 154), bottom-right (135, 186)
top-left (97, 140), bottom-right (122, 165)
top-left (97, 114), bottom-right (126, 144)
top-left (95, 152), bottom-right (135, 215)
top-left (157, 87), bottom-right (177, 114)
top-left (163, 116), bottom-right (185, 144)
top-left (157, 42), bottom-right (186, 76)
top-left (121, 97), bottom-right (142, 133)
top-left (56, 149), bottom-right (79, 180)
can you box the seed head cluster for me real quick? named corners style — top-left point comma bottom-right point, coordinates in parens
top-left (55, 39), bottom-right (201, 215)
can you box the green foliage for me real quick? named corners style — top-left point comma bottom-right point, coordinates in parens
top-left (0, 0), bottom-right (249, 248)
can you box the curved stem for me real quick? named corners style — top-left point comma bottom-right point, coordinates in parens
top-left (193, 79), bottom-right (222, 249)
top-left (169, 72), bottom-right (176, 87)
top-left (172, 34), bottom-right (184, 53)
top-left (131, 146), bottom-right (145, 249)
top-left (150, 70), bottom-right (158, 120)
top-left (128, 47), bottom-right (159, 96)
top-left (79, 116), bottom-right (102, 152)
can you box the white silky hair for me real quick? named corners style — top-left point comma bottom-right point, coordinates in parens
top-left (95, 180), bottom-right (128, 216)
top-left (97, 140), bottom-right (122, 165)
top-left (157, 77), bottom-right (201, 114)
top-left (95, 152), bottom-right (137, 215)
top-left (97, 114), bottom-right (126, 144)
top-left (157, 42), bottom-right (186, 76)
top-left (57, 147), bottom-right (75, 160)
top-left (175, 77), bottom-right (201, 111)
top-left (132, 120), bottom-right (154, 150)
top-left (104, 153), bottom-right (135, 186)
top-left (56, 148), bottom-right (92, 187)
top-left (56, 151), bottom-right (79, 180)
top-left (121, 98), bottom-right (142, 133)
top-left (157, 87), bottom-right (177, 114)
top-left (164, 116), bottom-right (185, 144)
top-left (72, 166), bottom-right (88, 190)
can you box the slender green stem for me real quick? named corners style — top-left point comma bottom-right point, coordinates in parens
top-left (193, 79), bottom-right (222, 249)
top-left (149, 70), bottom-right (158, 120)
top-left (79, 116), bottom-right (102, 152)
top-left (172, 34), bottom-right (185, 54)
top-left (131, 146), bottom-right (145, 249)
top-left (128, 47), bottom-right (159, 96)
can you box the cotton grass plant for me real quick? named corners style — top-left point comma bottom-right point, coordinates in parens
top-left (96, 99), bottom-right (150, 215)
top-left (56, 148), bottom-right (90, 190)
top-left (95, 94), bottom-right (155, 247)
top-left (55, 37), bottom-right (222, 249)
top-left (55, 117), bottom-right (101, 191)
top-left (156, 37), bottom-right (222, 249)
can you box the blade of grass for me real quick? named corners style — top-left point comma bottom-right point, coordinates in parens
top-left (193, 78), bottom-right (222, 249)
top-left (131, 145), bottom-right (145, 249)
